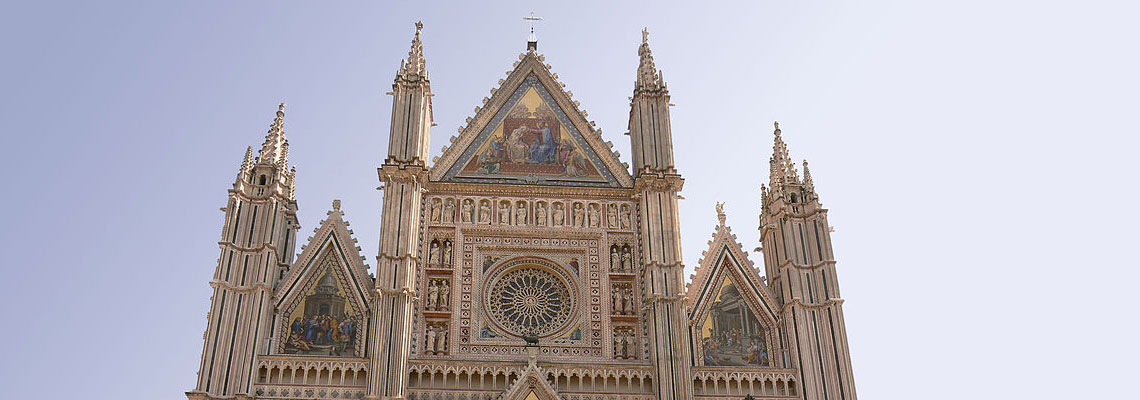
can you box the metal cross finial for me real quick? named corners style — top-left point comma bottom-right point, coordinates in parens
top-left (524, 12), bottom-right (543, 34)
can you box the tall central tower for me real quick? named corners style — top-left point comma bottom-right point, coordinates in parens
top-left (367, 22), bottom-right (433, 400)
top-left (627, 29), bottom-right (693, 399)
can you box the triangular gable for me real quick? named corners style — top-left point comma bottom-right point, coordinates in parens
top-left (273, 201), bottom-right (372, 356)
top-left (431, 52), bottom-right (632, 188)
top-left (502, 364), bottom-right (559, 400)
top-left (687, 205), bottom-right (780, 367)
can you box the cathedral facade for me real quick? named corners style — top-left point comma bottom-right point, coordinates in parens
top-left (188, 23), bottom-right (857, 400)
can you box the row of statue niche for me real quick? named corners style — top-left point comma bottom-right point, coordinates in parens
top-left (429, 198), bottom-right (633, 229)
top-left (610, 244), bottom-right (634, 272)
top-left (424, 278), bottom-right (451, 311)
top-left (427, 239), bottom-right (453, 266)
top-left (611, 284), bottom-right (636, 315)
top-left (613, 328), bottom-right (637, 359)
top-left (423, 323), bottom-right (449, 355)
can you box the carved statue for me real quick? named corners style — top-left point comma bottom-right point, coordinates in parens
top-left (573, 203), bottom-right (585, 227)
top-left (588, 204), bottom-right (600, 227)
top-left (461, 199), bottom-right (473, 223)
top-left (438, 280), bottom-right (450, 309)
top-left (535, 203), bottom-right (547, 226)
top-left (443, 198), bottom-right (456, 223)
top-left (515, 201), bottom-right (527, 225)
top-left (428, 241), bottom-right (440, 265)
top-left (552, 203), bottom-right (565, 226)
top-left (610, 247), bottom-right (620, 271)
top-left (442, 240), bottom-right (452, 265)
top-left (622, 330), bottom-right (634, 358)
top-left (437, 329), bottom-right (448, 353)
top-left (479, 201), bottom-right (491, 224)
top-left (619, 287), bottom-right (629, 314)
top-left (621, 249), bottom-right (631, 271)
top-left (620, 204), bottom-right (631, 229)
top-left (613, 287), bottom-right (625, 314)
top-left (426, 280), bottom-right (438, 309)
top-left (607, 204), bottom-right (618, 228)
top-left (430, 199), bottom-right (442, 223)
top-left (498, 202), bottom-right (510, 225)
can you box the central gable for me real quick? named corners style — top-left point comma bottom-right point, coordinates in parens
top-left (432, 53), bottom-right (631, 188)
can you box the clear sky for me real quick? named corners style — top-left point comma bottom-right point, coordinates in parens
top-left (1, 1), bottom-right (1136, 398)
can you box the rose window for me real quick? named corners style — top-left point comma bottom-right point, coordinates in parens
top-left (486, 266), bottom-right (574, 337)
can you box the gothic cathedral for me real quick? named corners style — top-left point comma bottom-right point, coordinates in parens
top-left (188, 23), bottom-right (858, 400)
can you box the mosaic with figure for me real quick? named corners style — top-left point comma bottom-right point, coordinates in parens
top-left (283, 269), bottom-right (363, 356)
top-left (698, 277), bottom-right (771, 366)
top-left (461, 86), bottom-right (599, 179)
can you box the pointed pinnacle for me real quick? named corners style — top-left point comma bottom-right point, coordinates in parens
top-left (259, 103), bottom-right (286, 164)
top-left (635, 28), bottom-right (665, 92)
top-left (400, 21), bottom-right (426, 77)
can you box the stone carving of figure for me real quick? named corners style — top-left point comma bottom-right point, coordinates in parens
top-left (535, 203), bottom-right (547, 226)
top-left (438, 280), bottom-right (450, 309)
top-left (588, 204), bottom-right (600, 228)
top-left (622, 331), bottom-right (634, 358)
top-left (614, 332), bottom-right (622, 357)
top-left (498, 202), bottom-right (510, 225)
top-left (426, 280), bottom-right (438, 309)
top-left (614, 287), bottom-right (625, 314)
top-left (437, 329), bottom-right (448, 354)
top-left (607, 204), bottom-right (618, 228)
top-left (621, 249), bottom-right (631, 272)
top-left (620, 287), bottom-right (631, 314)
top-left (428, 241), bottom-right (440, 265)
top-left (443, 198), bottom-right (456, 223)
top-left (479, 201), bottom-right (491, 224)
top-left (431, 199), bottom-right (442, 223)
top-left (573, 203), bottom-right (585, 227)
top-left (442, 240), bottom-right (452, 265)
top-left (553, 203), bottom-right (565, 226)
top-left (620, 204), bottom-right (631, 229)
top-left (461, 199), bottom-right (473, 223)
top-left (425, 327), bottom-right (437, 354)
top-left (610, 247), bottom-right (620, 271)
top-left (515, 201), bottom-right (527, 226)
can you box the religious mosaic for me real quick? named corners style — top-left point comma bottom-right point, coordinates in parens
top-left (697, 277), bottom-right (771, 367)
top-left (281, 268), bottom-right (364, 357)
top-left (442, 75), bottom-right (621, 187)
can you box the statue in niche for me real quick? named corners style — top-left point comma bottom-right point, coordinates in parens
top-left (479, 201), bottom-right (491, 224)
top-left (552, 203), bottom-right (565, 226)
top-left (610, 247), bottom-right (620, 271)
top-left (617, 330), bottom-right (630, 358)
top-left (425, 326), bottom-right (437, 354)
top-left (588, 203), bottom-right (600, 228)
top-left (437, 329), bottom-right (448, 354)
top-left (535, 203), bottom-right (547, 226)
top-left (607, 204), bottom-right (618, 228)
top-left (438, 280), bottom-right (450, 309)
top-left (443, 198), bottom-right (456, 223)
top-left (620, 204), bottom-right (631, 229)
top-left (426, 280), bottom-right (438, 309)
top-left (461, 199), bottom-right (473, 223)
top-left (515, 201), bottom-right (527, 225)
top-left (430, 199), bottom-right (442, 223)
top-left (613, 287), bottom-right (625, 314)
top-left (498, 201), bottom-right (510, 225)
top-left (428, 241), bottom-right (440, 265)
top-left (442, 240), bottom-right (452, 265)
top-left (622, 330), bottom-right (634, 358)
top-left (621, 248), bottom-right (632, 271)
top-left (573, 203), bottom-right (585, 227)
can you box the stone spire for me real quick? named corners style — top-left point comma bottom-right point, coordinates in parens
top-left (258, 103), bottom-right (288, 165)
top-left (635, 28), bottom-right (666, 92)
top-left (237, 145), bottom-right (253, 180)
top-left (802, 159), bottom-right (817, 199)
top-left (398, 21), bottom-right (427, 79)
top-left (768, 121), bottom-right (801, 191)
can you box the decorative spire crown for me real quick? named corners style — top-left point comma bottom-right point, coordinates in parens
top-left (399, 21), bottom-right (427, 78)
top-left (258, 103), bottom-right (288, 165)
top-left (768, 121), bottom-right (800, 189)
top-left (635, 28), bottom-right (666, 92)
top-left (716, 202), bottom-right (727, 226)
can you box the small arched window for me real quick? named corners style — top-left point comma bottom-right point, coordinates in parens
top-left (258, 175), bottom-right (267, 185)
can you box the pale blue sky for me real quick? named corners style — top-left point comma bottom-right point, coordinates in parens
top-left (1, 1), bottom-right (1136, 398)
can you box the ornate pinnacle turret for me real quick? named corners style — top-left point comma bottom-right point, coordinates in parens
top-left (258, 103), bottom-right (287, 165)
top-left (768, 121), bottom-right (800, 190)
top-left (635, 28), bottom-right (666, 92)
top-left (398, 21), bottom-right (427, 79)
top-left (802, 159), bottom-right (816, 196)
top-left (238, 146), bottom-right (253, 179)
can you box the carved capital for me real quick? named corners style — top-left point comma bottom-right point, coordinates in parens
top-left (632, 171), bottom-right (684, 193)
